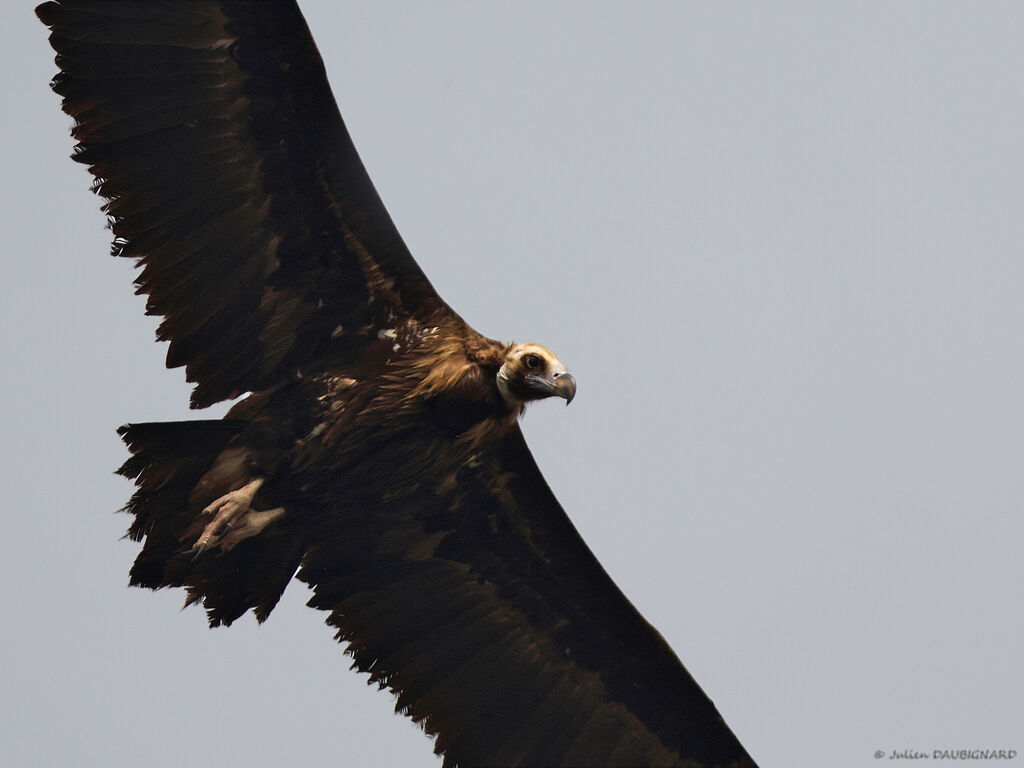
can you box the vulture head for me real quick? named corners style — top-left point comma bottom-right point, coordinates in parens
top-left (497, 343), bottom-right (576, 407)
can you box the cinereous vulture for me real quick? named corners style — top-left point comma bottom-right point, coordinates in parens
top-left (38, 2), bottom-right (757, 766)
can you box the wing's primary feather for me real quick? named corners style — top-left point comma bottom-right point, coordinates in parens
top-left (39, 0), bottom-right (450, 407)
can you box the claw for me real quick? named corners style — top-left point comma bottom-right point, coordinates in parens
top-left (188, 479), bottom-right (286, 554)
top-left (192, 478), bottom-right (265, 553)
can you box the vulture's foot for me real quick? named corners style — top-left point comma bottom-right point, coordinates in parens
top-left (192, 479), bottom-right (285, 555)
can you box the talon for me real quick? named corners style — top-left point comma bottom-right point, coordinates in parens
top-left (191, 478), bottom-right (265, 553)
top-left (190, 543), bottom-right (207, 560)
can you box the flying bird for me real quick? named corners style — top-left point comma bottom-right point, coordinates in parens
top-left (38, 2), bottom-right (757, 766)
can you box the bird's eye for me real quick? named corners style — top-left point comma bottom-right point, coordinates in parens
top-left (524, 354), bottom-right (542, 370)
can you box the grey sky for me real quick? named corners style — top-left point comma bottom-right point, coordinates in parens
top-left (4, 2), bottom-right (1022, 766)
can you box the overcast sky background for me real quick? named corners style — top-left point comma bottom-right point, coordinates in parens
top-left (4, 2), bottom-right (1023, 766)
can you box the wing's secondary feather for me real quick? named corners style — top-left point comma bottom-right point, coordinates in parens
top-left (39, 0), bottom-right (451, 407)
top-left (300, 425), bottom-right (754, 767)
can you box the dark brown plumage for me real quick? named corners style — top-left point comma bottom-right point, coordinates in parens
top-left (38, 2), bottom-right (757, 766)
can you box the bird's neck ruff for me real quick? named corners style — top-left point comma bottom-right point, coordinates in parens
top-left (496, 365), bottom-right (515, 406)
top-left (495, 365), bottom-right (529, 423)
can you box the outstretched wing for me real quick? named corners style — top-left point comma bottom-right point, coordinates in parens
top-left (300, 424), bottom-right (756, 768)
top-left (38, 0), bottom-right (452, 407)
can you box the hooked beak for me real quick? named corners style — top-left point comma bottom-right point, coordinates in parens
top-left (526, 371), bottom-right (577, 405)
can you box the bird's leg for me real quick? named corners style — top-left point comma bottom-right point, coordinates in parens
top-left (192, 478), bottom-right (284, 554)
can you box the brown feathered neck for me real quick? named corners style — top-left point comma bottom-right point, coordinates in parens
top-left (402, 332), bottom-right (528, 448)
top-left (408, 333), bottom-right (510, 400)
